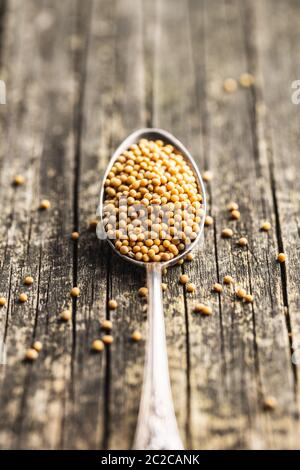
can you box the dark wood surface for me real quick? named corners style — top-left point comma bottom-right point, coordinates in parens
top-left (0, 0), bottom-right (299, 450)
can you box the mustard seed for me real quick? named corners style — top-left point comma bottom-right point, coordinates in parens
top-left (60, 310), bottom-right (72, 321)
top-left (108, 299), bottom-right (118, 310)
top-left (186, 283), bottom-right (196, 293)
top-left (39, 199), bottom-right (51, 210)
top-left (223, 275), bottom-right (234, 285)
top-left (161, 283), bottom-right (167, 291)
top-left (88, 218), bottom-right (98, 230)
top-left (277, 253), bottom-right (286, 263)
top-left (0, 297), bottom-right (6, 306)
top-left (227, 201), bottom-right (239, 212)
top-left (185, 253), bottom-right (194, 261)
top-left (261, 221), bottom-right (271, 232)
top-left (19, 293), bottom-right (28, 303)
top-left (203, 170), bottom-right (213, 182)
top-left (236, 288), bottom-right (247, 299)
top-left (70, 287), bottom-right (80, 297)
top-left (177, 259), bottom-right (184, 265)
top-left (32, 341), bottom-right (43, 352)
top-left (71, 231), bottom-right (80, 240)
top-left (239, 73), bottom-right (255, 88)
top-left (24, 276), bottom-right (34, 286)
top-left (13, 175), bottom-right (25, 186)
top-left (202, 305), bottom-right (212, 315)
top-left (221, 228), bottom-right (233, 238)
top-left (245, 294), bottom-right (254, 303)
top-left (25, 348), bottom-right (39, 361)
top-left (223, 78), bottom-right (237, 93)
top-left (138, 287), bottom-right (148, 297)
top-left (205, 215), bottom-right (213, 227)
top-left (238, 237), bottom-right (248, 247)
top-left (91, 339), bottom-right (104, 352)
top-left (263, 396), bottom-right (277, 411)
top-left (194, 303), bottom-right (205, 313)
top-left (231, 210), bottom-right (240, 220)
top-left (213, 283), bottom-right (223, 293)
top-left (102, 335), bottom-right (114, 345)
top-left (100, 319), bottom-right (113, 331)
top-left (179, 274), bottom-right (189, 285)
top-left (131, 330), bottom-right (142, 342)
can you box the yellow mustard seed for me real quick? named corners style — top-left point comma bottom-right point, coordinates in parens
top-left (131, 330), bottom-right (142, 342)
top-left (238, 237), bottom-right (248, 247)
top-left (19, 293), bottom-right (28, 303)
top-left (100, 319), bottom-right (113, 331)
top-left (25, 348), bottom-right (39, 361)
top-left (102, 335), bottom-right (114, 345)
top-left (138, 287), bottom-right (148, 297)
top-left (161, 283), bottom-right (167, 291)
top-left (239, 73), bottom-right (255, 88)
top-left (186, 283), bottom-right (196, 293)
top-left (227, 201), bottom-right (239, 212)
top-left (277, 253), bottom-right (286, 263)
top-left (32, 341), bottom-right (43, 352)
top-left (91, 339), bottom-right (104, 352)
top-left (71, 231), bottom-right (80, 240)
top-left (88, 219), bottom-right (98, 230)
top-left (223, 275), bottom-right (234, 285)
top-left (24, 276), bottom-right (34, 286)
top-left (203, 171), bottom-right (213, 182)
top-left (213, 283), bottom-right (223, 293)
top-left (39, 199), bottom-right (51, 210)
top-left (60, 310), bottom-right (72, 322)
top-left (202, 305), bottom-right (212, 315)
top-left (223, 78), bottom-right (238, 93)
top-left (231, 210), bottom-right (240, 220)
top-left (179, 274), bottom-right (189, 284)
top-left (13, 175), bottom-right (25, 186)
top-left (205, 215), bottom-right (213, 227)
top-left (263, 396), bottom-right (277, 411)
top-left (185, 253), bottom-right (194, 261)
top-left (236, 288), bottom-right (247, 299)
top-left (70, 287), bottom-right (80, 297)
top-left (177, 259), bottom-right (184, 265)
top-left (0, 297), bottom-right (7, 306)
top-left (194, 303), bottom-right (205, 313)
top-left (108, 299), bottom-right (118, 310)
top-left (222, 228), bottom-right (233, 238)
top-left (245, 294), bottom-right (254, 303)
top-left (261, 221), bottom-right (271, 232)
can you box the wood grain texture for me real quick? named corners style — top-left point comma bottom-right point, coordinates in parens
top-left (0, 0), bottom-right (299, 450)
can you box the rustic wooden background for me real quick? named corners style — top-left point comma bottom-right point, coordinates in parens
top-left (0, 0), bottom-right (299, 450)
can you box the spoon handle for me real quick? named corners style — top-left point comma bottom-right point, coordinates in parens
top-left (133, 263), bottom-right (184, 450)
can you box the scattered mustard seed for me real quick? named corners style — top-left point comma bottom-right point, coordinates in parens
top-left (186, 282), bottom-right (196, 293)
top-left (91, 339), bottom-right (104, 352)
top-left (221, 228), bottom-right (233, 238)
top-left (13, 175), bottom-right (25, 186)
top-left (227, 201), bottom-right (239, 212)
top-left (203, 170), bottom-right (213, 182)
top-left (70, 287), bottom-right (80, 297)
top-left (0, 297), bottom-right (6, 306)
top-left (223, 78), bottom-right (238, 93)
top-left (261, 221), bottom-right (271, 232)
top-left (179, 274), bottom-right (189, 285)
top-left (71, 231), bottom-right (80, 240)
top-left (213, 283), bottom-right (223, 293)
top-left (161, 283), bottom-right (167, 291)
top-left (202, 305), bottom-right (212, 315)
top-left (24, 276), bottom-right (34, 286)
top-left (102, 335), bottom-right (114, 345)
top-left (177, 259), bottom-right (184, 265)
top-left (25, 348), bottom-right (39, 361)
top-left (263, 396), bottom-right (277, 411)
top-left (245, 294), bottom-right (254, 303)
top-left (39, 199), bottom-right (51, 210)
top-left (100, 319), bottom-right (113, 331)
top-left (138, 287), bottom-right (148, 297)
top-left (238, 237), bottom-right (248, 247)
top-left (277, 253), bottom-right (286, 263)
top-left (88, 218), bottom-right (98, 230)
top-left (236, 288), bottom-right (247, 299)
top-left (32, 341), bottom-right (43, 352)
top-left (19, 293), bottom-right (28, 303)
top-left (231, 210), bottom-right (241, 220)
top-left (239, 73), bottom-right (255, 88)
top-left (185, 253), bottom-right (194, 261)
top-left (108, 299), bottom-right (118, 310)
top-left (194, 303), bottom-right (205, 313)
top-left (60, 310), bottom-right (72, 322)
top-left (131, 330), bottom-right (142, 342)
top-left (223, 275), bottom-right (234, 285)
top-left (205, 215), bottom-right (214, 227)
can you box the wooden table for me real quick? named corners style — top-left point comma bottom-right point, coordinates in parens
top-left (0, 0), bottom-right (299, 450)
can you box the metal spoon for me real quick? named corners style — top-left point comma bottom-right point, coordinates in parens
top-left (98, 128), bottom-right (206, 450)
